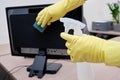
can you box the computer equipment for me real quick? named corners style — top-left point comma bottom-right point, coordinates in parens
top-left (6, 4), bottom-right (83, 78)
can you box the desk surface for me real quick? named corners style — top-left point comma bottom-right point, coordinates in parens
top-left (0, 44), bottom-right (78, 80)
top-left (90, 30), bottom-right (120, 36)
top-left (1, 43), bottom-right (120, 80)
top-left (110, 36), bottom-right (120, 41)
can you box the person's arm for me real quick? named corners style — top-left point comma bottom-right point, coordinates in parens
top-left (104, 40), bottom-right (120, 67)
top-left (60, 32), bottom-right (120, 67)
top-left (36, 0), bottom-right (85, 27)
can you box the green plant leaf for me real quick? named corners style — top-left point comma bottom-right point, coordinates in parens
top-left (107, 2), bottom-right (120, 24)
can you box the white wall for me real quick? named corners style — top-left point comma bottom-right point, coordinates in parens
top-left (83, 0), bottom-right (118, 30)
top-left (0, 0), bottom-right (118, 44)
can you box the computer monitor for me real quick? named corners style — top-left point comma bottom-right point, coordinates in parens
top-left (6, 4), bottom-right (83, 59)
top-left (6, 4), bottom-right (83, 78)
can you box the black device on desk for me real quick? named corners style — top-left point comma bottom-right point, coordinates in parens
top-left (6, 4), bottom-right (83, 78)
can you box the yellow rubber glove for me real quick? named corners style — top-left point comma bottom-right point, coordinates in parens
top-left (60, 32), bottom-right (120, 67)
top-left (36, 0), bottom-right (85, 27)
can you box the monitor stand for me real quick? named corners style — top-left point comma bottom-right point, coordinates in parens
top-left (27, 51), bottom-right (62, 78)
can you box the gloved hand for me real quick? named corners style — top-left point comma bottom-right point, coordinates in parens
top-left (36, 0), bottom-right (85, 28)
top-left (60, 32), bottom-right (120, 67)
top-left (60, 32), bottom-right (106, 62)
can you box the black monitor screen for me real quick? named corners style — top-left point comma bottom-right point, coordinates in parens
top-left (6, 4), bottom-right (83, 59)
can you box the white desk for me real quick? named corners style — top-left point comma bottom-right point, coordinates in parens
top-left (1, 43), bottom-right (120, 80)
top-left (0, 44), bottom-right (78, 80)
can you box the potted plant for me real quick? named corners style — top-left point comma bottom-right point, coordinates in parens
top-left (107, 1), bottom-right (120, 31)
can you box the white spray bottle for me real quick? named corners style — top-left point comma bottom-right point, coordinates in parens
top-left (60, 17), bottom-right (95, 80)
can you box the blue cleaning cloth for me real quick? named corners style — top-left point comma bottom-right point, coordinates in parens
top-left (33, 22), bottom-right (45, 32)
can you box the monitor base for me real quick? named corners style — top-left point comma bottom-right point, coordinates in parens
top-left (27, 62), bottom-right (62, 74)
top-left (27, 52), bottom-right (62, 78)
